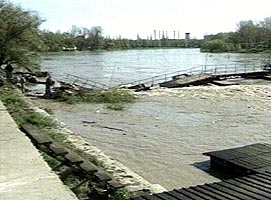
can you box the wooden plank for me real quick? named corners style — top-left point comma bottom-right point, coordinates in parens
top-left (241, 175), bottom-right (271, 188)
top-left (166, 189), bottom-right (192, 199)
top-left (175, 188), bottom-right (207, 200)
top-left (21, 123), bottom-right (52, 145)
top-left (152, 192), bottom-right (177, 200)
top-left (29, 133), bottom-right (52, 145)
top-left (182, 187), bottom-right (216, 200)
top-left (257, 153), bottom-right (271, 161)
top-left (229, 159), bottom-right (260, 170)
top-left (144, 194), bottom-right (167, 200)
top-left (199, 184), bottom-right (238, 200)
top-left (234, 145), bottom-right (265, 156)
top-left (192, 185), bottom-right (236, 200)
top-left (250, 143), bottom-right (271, 153)
top-left (248, 174), bottom-right (271, 187)
top-left (208, 183), bottom-right (250, 199)
top-left (255, 173), bottom-right (271, 182)
top-left (238, 156), bottom-right (271, 166)
top-left (224, 179), bottom-right (271, 199)
top-left (264, 171), bottom-right (271, 175)
top-left (130, 196), bottom-right (148, 200)
top-left (94, 171), bottom-right (112, 182)
top-left (229, 157), bottom-right (269, 167)
top-left (204, 149), bottom-right (247, 160)
top-left (217, 181), bottom-right (270, 200)
top-left (236, 177), bottom-right (271, 194)
top-left (79, 161), bottom-right (98, 175)
top-left (49, 143), bottom-right (68, 156)
top-left (107, 180), bottom-right (125, 190)
top-left (64, 151), bottom-right (84, 164)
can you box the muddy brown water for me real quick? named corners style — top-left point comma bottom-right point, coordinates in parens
top-left (30, 80), bottom-right (271, 190)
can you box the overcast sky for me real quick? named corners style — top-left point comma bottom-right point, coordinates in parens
top-left (10, 0), bottom-right (271, 39)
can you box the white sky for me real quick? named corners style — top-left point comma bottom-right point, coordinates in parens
top-left (10, 0), bottom-right (271, 39)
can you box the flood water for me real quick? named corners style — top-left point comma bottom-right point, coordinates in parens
top-left (38, 49), bottom-right (271, 190)
top-left (41, 48), bottom-right (267, 87)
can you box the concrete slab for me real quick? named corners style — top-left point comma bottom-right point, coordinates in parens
top-left (0, 101), bottom-right (78, 200)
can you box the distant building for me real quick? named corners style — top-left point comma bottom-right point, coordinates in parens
top-left (185, 32), bottom-right (190, 40)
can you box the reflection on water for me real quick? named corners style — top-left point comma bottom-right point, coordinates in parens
top-left (41, 49), bottom-right (266, 87)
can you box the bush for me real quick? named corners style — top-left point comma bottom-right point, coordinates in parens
top-left (201, 39), bottom-right (227, 52)
top-left (58, 89), bottom-right (135, 108)
top-left (20, 112), bottom-right (53, 128)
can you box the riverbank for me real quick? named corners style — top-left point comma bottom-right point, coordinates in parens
top-left (0, 83), bottom-right (166, 198)
top-left (29, 80), bottom-right (271, 190)
top-left (0, 100), bottom-right (78, 200)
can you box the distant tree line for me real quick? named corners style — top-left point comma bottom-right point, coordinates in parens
top-left (201, 17), bottom-right (271, 53)
top-left (1, 0), bottom-right (271, 72)
top-left (41, 28), bottom-right (202, 52)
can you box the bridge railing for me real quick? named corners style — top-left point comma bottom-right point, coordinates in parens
top-left (56, 64), bottom-right (266, 90)
top-left (117, 64), bottom-right (265, 88)
top-left (61, 73), bottom-right (109, 90)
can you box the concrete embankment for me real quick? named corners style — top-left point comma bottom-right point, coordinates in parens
top-left (0, 100), bottom-right (78, 200)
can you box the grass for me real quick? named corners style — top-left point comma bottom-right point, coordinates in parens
top-left (109, 189), bottom-right (133, 200)
top-left (0, 84), bottom-right (53, 127)
top-left (57, 89), bottom-right (135, 110)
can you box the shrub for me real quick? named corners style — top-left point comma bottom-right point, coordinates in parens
top-left (57, 89), bottom-right (135, 108)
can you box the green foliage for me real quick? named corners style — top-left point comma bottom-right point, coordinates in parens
top-left (0, 85), bottom-right (28, 123)
top-left (109, 189), bottom-right (133, 200)
top-left (201, 39), bottom-right (227, 52)
top-left (201, 16), bottom-right (271, 53)
top-left (41, 153), bottom-right (61, 169)
top-left (0, 87), bottom-right (27, 109)
top-left (41, 31), bottom-right (65, 52)
top-left (20, 112), bottom-right (53, 128)
top-left (57, 89), bottom-right (135, 109)
top-left (0, 1), bottom-right (44, 70)
top-left (0, 85), bottom-right (53, 127)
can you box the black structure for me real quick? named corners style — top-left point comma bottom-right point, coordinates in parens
top-left (132, 143), bottom-right (271, 200)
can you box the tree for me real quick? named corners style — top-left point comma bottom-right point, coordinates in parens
top-left (259, 17), bottom-right (271, 47)
top-left (236, 20), bottom-right (260, 48)
top-left (87, 26), bottom-right (104, 50)
top-left (41, 31), bottom-right (64, 52)
top-left (0, 1), bottom-right (44, 71)
top-left (201, 39), bottom-right (227, 52)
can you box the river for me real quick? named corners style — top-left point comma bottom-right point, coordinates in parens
top-left (41, 48), bottom-right (267, 87)
top-left (37, 49), bottom-right (271, 190)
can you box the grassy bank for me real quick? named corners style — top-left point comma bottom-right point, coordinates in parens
top-left (0, 83), bottom-right (133, 199)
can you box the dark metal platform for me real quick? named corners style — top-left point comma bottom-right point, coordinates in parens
top-left (203, 143), bottom-right (271, 174)
top-left (132, 143), bottom-right (271, 200)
